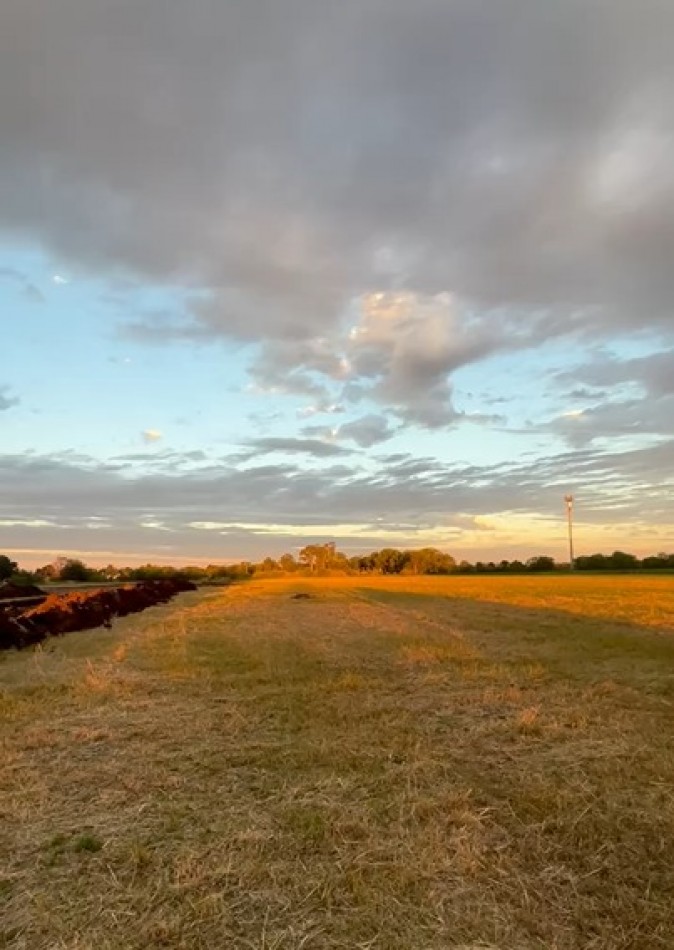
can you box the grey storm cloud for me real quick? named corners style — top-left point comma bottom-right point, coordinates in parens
top-left (3, 0), bottom-right (674, 350)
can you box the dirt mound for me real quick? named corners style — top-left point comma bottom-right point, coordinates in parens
top-left (0, 577), bottom-right (197, 650)
top-left (0, 581), bottom-right (45, 601)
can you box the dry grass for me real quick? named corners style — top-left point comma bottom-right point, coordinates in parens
top-left (2, 577), bottom-right (674, 948)
top-left (309, 572), bottom-right (674, 631)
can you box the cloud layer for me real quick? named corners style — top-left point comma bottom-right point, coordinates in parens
top-left (2, 438), bottom-right (673, 564)
top-left (3, 2), bottom-right (674, 346)
top-left (2, 1), bottom-right (674, 561)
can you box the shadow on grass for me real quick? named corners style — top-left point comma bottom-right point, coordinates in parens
top-left (357, 586), bottom-right (674, 693)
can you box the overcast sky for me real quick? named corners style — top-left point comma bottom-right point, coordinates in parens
top-left (1, 0), bottom-right (673, 566)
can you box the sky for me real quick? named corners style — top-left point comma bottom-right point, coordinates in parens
top-left (1, 0), bottom-right (673, 568)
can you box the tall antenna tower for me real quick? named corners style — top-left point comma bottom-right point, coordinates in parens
top-left (564, 495), bottom-right (575, 570)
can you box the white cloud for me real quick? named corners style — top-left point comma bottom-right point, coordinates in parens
top-left (0, 518), bottom-right (57, 528)
top-left (297, 403), bottom-right (345, 419)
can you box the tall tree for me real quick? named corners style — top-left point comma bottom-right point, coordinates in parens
top-left (298, 543), bottom-right (336, 572)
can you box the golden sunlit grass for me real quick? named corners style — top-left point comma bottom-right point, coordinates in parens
top-left (2, 576), bottom-right (674, 948)
top-left (303, 572), bottom-right (674, 631)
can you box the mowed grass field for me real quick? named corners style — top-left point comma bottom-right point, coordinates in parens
top-left (2, 575), bottom-right (674, 949)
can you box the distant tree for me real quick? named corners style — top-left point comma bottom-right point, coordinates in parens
top-left (0, 555), bottom-right (18, 581)
top-left (203, 564), bottom-right (232, 581)
top-left (279, 553), bottom-right (298, 572)
top-left (406, 548), bottom-right (456, 575)
top-left (222, 561), bottom-right (255, 579)
top-left (84, 567), bottom-right (106, 582)
top-left (99, 564), bottom-right (120, 581)
top-left (34, 563), bottom-right (57, 581)
top-left (180, 565), bottom-right (208, 581)
top-left (52, 557), bottom-right (70, 576)
top-left (374, 548), bottom-right (408, 574)
top-left (299, 544), bottom-right (319, 571)
top-left (642, 553), bottom-right (674, 570)
top-left (298, 541), bottom-right (347, 572)
top-left (350, 554), bottom-right (375, 573)
top-left (57, 558), bottom-right (93, 582)
top-left (455, 560), bottom-right (473, 573)
top-left (526, 556), bottom-right (556, 573)
top-left (608, 550), bottom-right (639, 571)
top-left (576, 552), bottom-right (640, 572)
top-left (125, 564), bottom-right (172, 580)
top-left (331, 550), bottom-right (350, 572)
top-left (575, 553), bottom-right (607, 571)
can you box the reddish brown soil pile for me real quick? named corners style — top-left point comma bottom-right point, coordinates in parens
top-left (0, 578), bottom-right (197, 650)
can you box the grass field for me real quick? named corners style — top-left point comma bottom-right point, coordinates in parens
top-left (2, 575), bottom-right (674, 949)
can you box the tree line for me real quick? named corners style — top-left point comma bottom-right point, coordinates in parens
top-left (2, 545), bottom-right (674, 588)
